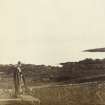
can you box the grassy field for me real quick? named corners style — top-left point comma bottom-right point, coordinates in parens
top-left (0, 82), bottom-right (105, 105)
top-left (31, 82), bottom-right (105, 105)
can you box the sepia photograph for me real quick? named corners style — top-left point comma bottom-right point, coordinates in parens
top-left (1, 0), bottom-right (105, 105)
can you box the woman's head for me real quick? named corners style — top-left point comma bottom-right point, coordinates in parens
top-left (17, 61), bottom-right (22, 67)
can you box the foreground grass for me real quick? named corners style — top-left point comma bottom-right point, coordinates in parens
top-left (31, 82), bottom-right (105, 105)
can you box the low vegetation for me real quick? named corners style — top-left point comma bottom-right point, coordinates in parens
top-left (0, 58), bottom-right (105, 84)
top-left (31, 82), bottom-right (105, 105)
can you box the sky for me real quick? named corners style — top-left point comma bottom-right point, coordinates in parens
top-left (0, 0), bottom-right (105, 65)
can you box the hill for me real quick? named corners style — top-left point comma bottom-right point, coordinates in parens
top-left (0, 58), bottom-right (105, 86)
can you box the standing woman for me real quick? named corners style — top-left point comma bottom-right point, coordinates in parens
top-left (13, 61), bottom-right (26, 97)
